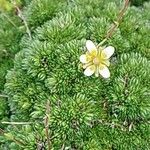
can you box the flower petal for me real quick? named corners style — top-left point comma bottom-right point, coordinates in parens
top-left (102, 46), bottom-right (115, 59)
top-left (80, 54), bottom-right (88, 63)
top-left (103, 60), bottom-right (110, 66)
top-left (99, 65), bottom-right (110, 78)
top-left (86, 40), bottom-right (97, 53)
top-left (84, 65), bottom-right (96, 76)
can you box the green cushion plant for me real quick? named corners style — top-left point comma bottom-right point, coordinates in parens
top-left (0, 0), bottom-right (150, 149)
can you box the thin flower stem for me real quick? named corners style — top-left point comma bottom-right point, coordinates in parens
top-left (12, 1), bottom-right (32, 40)
top-left (0, 94), bottom-right (9, 98)
top-left (16, 7), bottom-right (32, 40)
top-left (5, 134), bottom-right (25, 146)
top-left (106, 0), bottom-right (129, 39)
top-left (98, 38), bottom-right (107, 46)
top-left (98, 0), bottom-right (129, 46)
top-left (1, 13), bottom-right (17, 28)
top-left (44, 100), bottom-right (51, 150)
top-left (0, 128), bottom-right (25, 146)
top-left (1, 121), bottom-right (33, 125)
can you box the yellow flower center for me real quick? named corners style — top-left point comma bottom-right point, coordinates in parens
top-left (84, 49), bottom-right (110, 69)
top-left (92, 49), bottom-right (105, 65)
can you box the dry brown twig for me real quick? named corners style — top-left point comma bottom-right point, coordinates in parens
top-left (98, 0), bottom-right (130, 46)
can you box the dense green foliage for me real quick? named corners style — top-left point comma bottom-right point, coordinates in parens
top-left (0, 0), bottom-right (31, 145)
top-left (0, 9), bottom-right (23, 127)
top-left (0, 0), bottom-right (150, 149)
top-left (0, 0), bottom-right (65, 125)
top-left (131, 0), bottom-right (150, 6)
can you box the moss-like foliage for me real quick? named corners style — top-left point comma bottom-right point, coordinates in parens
top-left (131, 0), bottom-right (150, 6)
top-left (1, 0), bottom-right (150, 149)
top-left (0, 10), bottom-right (23, 128)
top-left (23, 0), bottom-right (66, 29)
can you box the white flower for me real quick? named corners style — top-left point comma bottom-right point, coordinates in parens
top-left (80, 40), bottom-right (115, 78)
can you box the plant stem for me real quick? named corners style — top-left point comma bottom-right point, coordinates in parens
top-left (0, 94), bottom-right (9, 98)
top-left (0, 128), bottom-right (25, 147)
top-left (1, 121), bottom-right (33, 125)
top-left (44, 100), bottom-right (51, 150)
top-left (98, 0), bottom-right (129, 46)
top-left (1, 13), bottom-right (17, 28)
top-left (12, 1), bottom-right (32, 40)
